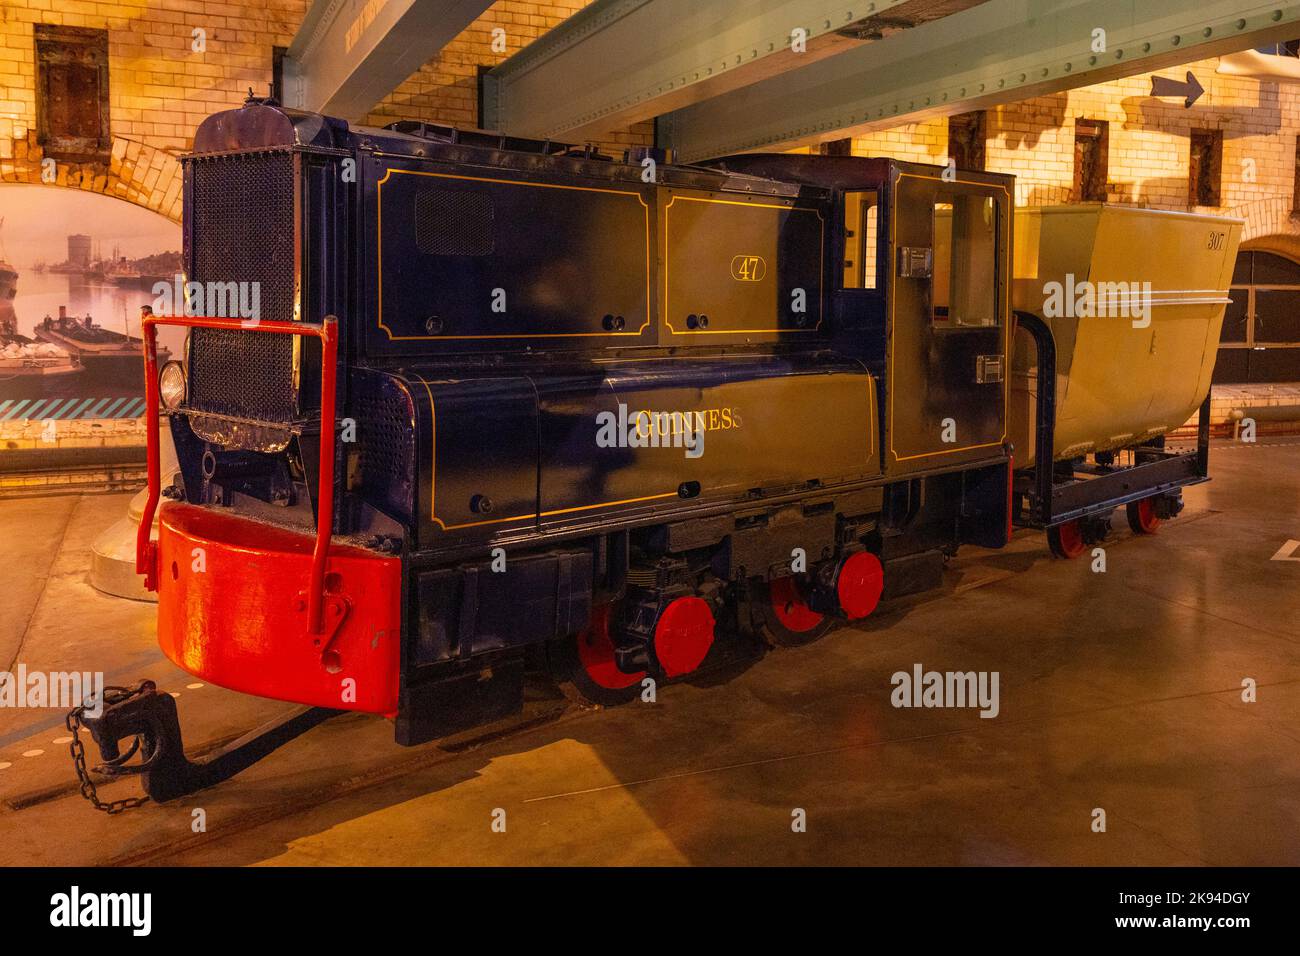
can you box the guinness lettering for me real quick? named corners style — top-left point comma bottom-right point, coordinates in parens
top-left (594, 403), bottom-right (742, 459)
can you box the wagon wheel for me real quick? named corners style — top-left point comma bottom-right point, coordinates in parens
top-left (758, 576), bottom-right (833, 647)
top-left (1047, 518), bottom-right (1087, 559)
top-left (555, 603), bottom-right (645, 707)
top-left (1126, 496), bottom-right (1162, 535)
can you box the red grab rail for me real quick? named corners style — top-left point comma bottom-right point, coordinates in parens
top-left (137, 310), bottom-right (340, 635)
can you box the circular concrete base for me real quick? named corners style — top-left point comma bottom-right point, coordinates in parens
top-left (91, 488), bottom-right (159, 602)
top-left (89, 426), bottom-right (179, 602)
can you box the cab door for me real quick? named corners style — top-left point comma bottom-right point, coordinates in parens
top-left (885, 166), bottom-right (1011, 474)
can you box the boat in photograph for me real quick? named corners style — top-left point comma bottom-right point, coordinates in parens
top-left (106, 257), bottom-right (145, 287)
top-left (34, 304), bottom-right (169, 387)
top-left (0, 256), bottom-right (14, 323)
top-left (0, 260), bottom-right (85, 398)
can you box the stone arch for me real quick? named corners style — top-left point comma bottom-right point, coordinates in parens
top-left (1227, 197), bottom-right (1300, 247)
top-left (1239, 233), bottom-right (1300, 263)
top-left (0, 126), bottom-right (181, 223)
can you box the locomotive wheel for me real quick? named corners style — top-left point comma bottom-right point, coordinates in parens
top-left (1047, 519), bottom-right (1087, 559)
top-left (559, 604), bottom-right (645, 707)
top-left (1126, 497), bottom-right (1162, 535)
top-left (759, 576), bottom-right (833, 647)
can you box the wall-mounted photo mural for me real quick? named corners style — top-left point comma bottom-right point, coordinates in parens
top-left (0, 184), bottom-right (184, 433)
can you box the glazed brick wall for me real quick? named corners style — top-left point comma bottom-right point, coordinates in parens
top-left (0, 0), bottom-right (649, 221)
top-left (848, 55), bottom-right (1300, 223)
top-left (0, 0), bottom-right (307, 220)
top-left (3, 9), bottom-right (1288, 216)
top-left (0, 0), bottom-right (647, 451)
top-left (0, 0), bottom-right (306, 152)
top-left (363, 2), bottom-right (655, 155)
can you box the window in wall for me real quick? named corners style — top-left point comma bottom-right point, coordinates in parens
top-left (948, 111), bottom-right (986, 171)
top-left (842, 190), bottom-right (879, 289)
top-left (1292, 136), bottom-right (1300, 215)
top-left (1257, 39), bottom-right (1300, 56)
top-left (272, 46), bottom-right (287, 104)
top-left (35, 25), bottom-right (110, 163)
top-left (932, 195), bottom-right (998, 327)
top-left (820, 138), bottom-right (853, 157)
top-left (477, 64), bottom-right (492, 128)
top-left (1189, 128), bottom-right (1224, 207)
top-left (1072, 118), bottom-right (1109, 202)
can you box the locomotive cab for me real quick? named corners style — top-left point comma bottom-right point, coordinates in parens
top-left (710, 153), bottom-right (1014, 478)
top-left (148, 101), bottom-right (1016, 744)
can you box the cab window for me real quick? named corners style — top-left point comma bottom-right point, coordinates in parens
top-left (932, 194), bottom-right (997, 327)
top-left (842, 189), bottom-right (879, 289)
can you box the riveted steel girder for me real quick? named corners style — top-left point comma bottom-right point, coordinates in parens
top-left (660, 0), bottom-right (1300, 162)
top-left (482, 0), bottom-right (986, 141)
top-left (284, 0), bottom-right (495, 122)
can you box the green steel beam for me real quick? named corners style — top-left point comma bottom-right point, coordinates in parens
top-left (284, 0), bottom-right (494, 122)
top-left (660, 0), bottom-right (1300, 162)
top-left (482, 0), bottom-right (986, 140)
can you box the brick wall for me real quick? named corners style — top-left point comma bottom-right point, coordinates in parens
top-left (848, 55), bottom-right (1300, 248)
top-left (0, 0), bottom-right (307, 220)
top-left (0, 0), bottom-right (649, 221)
top-left (0, 0), bottom-right (648, 458)
top-left (2, 6), bottom-right (1297, 224)
top-left (364, 2), bottom-right (654, 156)
top-left (0, 415), bottom-right (144, 452)
top-left (6, 9), bottom-right (1289, 225)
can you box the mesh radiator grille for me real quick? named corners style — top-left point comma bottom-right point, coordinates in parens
top-left (186, 151), bottom-right (299, 424)
top-left (352, 373), bottom-right (415, 520)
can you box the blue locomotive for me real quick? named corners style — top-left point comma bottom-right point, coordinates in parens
top-left (113, 97), bottom-right (1203, 762)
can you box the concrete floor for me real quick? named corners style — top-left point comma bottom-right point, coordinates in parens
top-left (0, 438), bottom-right (1297, 866)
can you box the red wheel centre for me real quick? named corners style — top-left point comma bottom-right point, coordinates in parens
top-left (770, 576), bottom-right (824, 633)
top-left (653, 596), bottom-right (715, 678)
top-left (575, 604), bottom-right (642, 689)
top-left (1056, 518), bottom-right (1086, 556)
top-left (836, 552), bottom-right (884, 620)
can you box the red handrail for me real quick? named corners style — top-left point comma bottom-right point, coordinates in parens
top-left (137, 309), bottom-right (339, 635)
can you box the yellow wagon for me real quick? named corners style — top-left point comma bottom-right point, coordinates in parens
top-left (1010, 204), bottom-right (1242, 465)
top-left (1004, 204), bottom-right (1242, 557)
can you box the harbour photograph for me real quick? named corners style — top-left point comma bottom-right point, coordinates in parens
top-left (0, 184), bottom-right (183, 415)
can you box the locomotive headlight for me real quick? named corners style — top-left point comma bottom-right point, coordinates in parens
top-left (158, 361), bottom-right (187, 410)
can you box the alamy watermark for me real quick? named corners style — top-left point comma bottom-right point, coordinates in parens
top-left (50, 886), bottom-right (151, 936)
top-left (1043, 273), bottom-right (1153, 328)
top-left (593, 402), bottom-right (740, 459)
top-left (0, 666), bottom-right (105, 717)
top-left (891, 663), bottom-right (1000, 718)
top-left (152, 274), bottom-right (261, 324)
